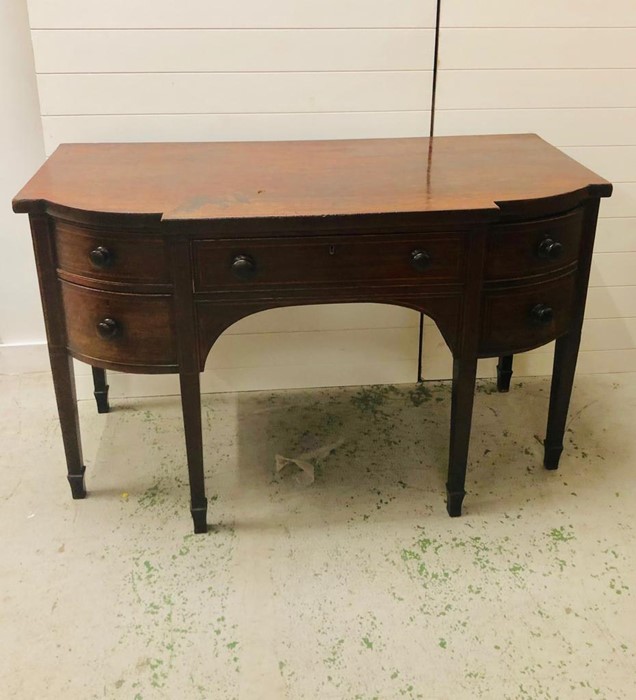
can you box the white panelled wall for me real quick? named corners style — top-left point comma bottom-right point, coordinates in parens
top-left (1, 0), bottom-right (634, 396)
top-left (424, 0), bottom-right (636, 379)
top-left (14, 0), bottom-right (437, 396)
top-left (0, 0), bottom-right (45, 347)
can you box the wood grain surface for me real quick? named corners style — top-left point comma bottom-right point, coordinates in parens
top-left (13, 135), bottom-right (612, 221)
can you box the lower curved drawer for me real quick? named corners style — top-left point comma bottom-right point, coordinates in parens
top-left (479, 273), bottom-right (577, 356)
top-left (60, 281), bottom-right (178, 371)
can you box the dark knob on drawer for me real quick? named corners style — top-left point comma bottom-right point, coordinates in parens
top-left (89, 246), bottom-right (113, 269)
top-left (96, 318), bottom-right (119, 339)
top-left (530, 304), bottom-right (554, 325)
top-left (537, 238), bottom-right (563, 261)
top-left (231, 254), bottom-right (256, 280)
top-left (410, 249), bottom-right (432, 272)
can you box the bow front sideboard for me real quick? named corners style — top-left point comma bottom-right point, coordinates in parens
top-left (13, 134), bottom-right (612, 533)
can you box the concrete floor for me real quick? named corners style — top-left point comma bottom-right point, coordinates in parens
top-left (1, 371), bottom-right (635, 699)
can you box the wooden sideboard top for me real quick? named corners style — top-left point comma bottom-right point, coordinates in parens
top-left (13, 134), bottom-right (611, 222)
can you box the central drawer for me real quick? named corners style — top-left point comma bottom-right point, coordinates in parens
top-left (192, 233), bottom-right (465, 292)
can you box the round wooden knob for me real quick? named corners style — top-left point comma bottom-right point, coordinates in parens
top-left (96, 318), bottom-right (119, 339)
top-left (410, 249), bottom-right (432, 272)
top-left (537, 238), bottom-right (563, 261)
top-left (89, 246), bottom-right (113, 268)
top-left (530, 304), bottom-right (554, 325)
top-left (231, 254), bottom-right (256, 280)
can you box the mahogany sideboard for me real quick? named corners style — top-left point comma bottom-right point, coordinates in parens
top-left (13, 134), bottom-right (612, 533)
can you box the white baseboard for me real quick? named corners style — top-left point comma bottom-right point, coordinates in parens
top-left (0, 342), bottom-right (51, 375)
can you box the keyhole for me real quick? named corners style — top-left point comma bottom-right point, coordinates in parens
top-left (328, 245), bottom-right (336, 255)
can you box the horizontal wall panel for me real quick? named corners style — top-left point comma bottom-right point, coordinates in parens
top-left (599, 184), bottom-right (636, 219)
top-left (37, 72), bottom-right (432, 115)
top-left (434, 108), bottom-right (636, 146)
top-left (590, 253), bottom-right (636, 287)
top-left (442, 29), bottom-right (636, 69)
top-left (421, 324), bottom-right (636, 381)
top-left (499, 348), bottom-right (636, 377)
top-left (594, 219), bottom-right (636, 253)
top-left (225, 304), bottom-right (418, 335)
top-left (437, 70), bottom-right (636, 110)
top-left (442, 1), bottom-right (636, 28)
top-left (31, 29), bottom-right (434, 73)
top-left (205, 327), bottom-right (417, 370)
top-left (206, 358), bottom-right (417, 392)
top-left (561, 146), bottom-right (636, 183)
top-left (585, 286), bottom-right (636, 319)
top-left (581, 318), bottom-right (636, 352)
top-left (27, 1), bottom-right (436, 29)
top-left (41, 112), bottom-right (431, 155)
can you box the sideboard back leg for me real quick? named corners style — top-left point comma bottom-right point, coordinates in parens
top-left (446, 355), bottom-right (479, 516)
top-left (496, 355), bottom-right (514, 392)
top-left (91, 366), bottom-right (110, 414)
top-left (50, 349), bottom-right (87, 499)
top-left (544, 331), bottom-right (582, 470)
top-left (179, 372), bottom-right (208, 533)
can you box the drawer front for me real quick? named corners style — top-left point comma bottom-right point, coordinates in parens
top-left (61, 282), bottom-right (177, 368)
top-left (485, 208), bottom-right (584, 281)
top-left (479, 273), bottom-right (577, 356)
top-left (193, 233), bottom-right (465, 292)
top-left (54, 220), bottom-right (170, 286)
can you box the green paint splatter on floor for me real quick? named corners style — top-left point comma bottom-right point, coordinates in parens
top-left (549, 525), bottom-right (576, 544)
top-left (350, 385), bottom-right (399, 417)
top-left (408, 384), bottom-right (432, 406)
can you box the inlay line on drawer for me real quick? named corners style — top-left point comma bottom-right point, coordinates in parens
top-left (60, 281), bottom-right (178, 373)
top-left (479, 271), bottom-right (577, 357)
top-left (485, 207), bottom-right (584, 282)
top-left (54, 220), bottom-right (171, 290)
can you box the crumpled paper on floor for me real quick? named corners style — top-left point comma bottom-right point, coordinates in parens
top-left (274, 438), bottom-right (344, 487)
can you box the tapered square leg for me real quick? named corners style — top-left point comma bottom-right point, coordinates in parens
top-left (544, 445), bottom-right (564, 471)
top-left (544, 332), bottom-right (581, 471)
top-left (496, 355), bottom-right (513, 393)
top-left (91, 366), bottom-right (110, 414)
top-left (179, 372), bottom-right (208, 534)
top-left (50, 350), bottom-right (87, 499)
top-left (67, 465), bottom-right (87, 499)
top-left (446, 488), bottom-right (466, 517)
top-left (190, 502), bottom-right (208, 534)
top-left (446, 355), bottom-right (478, 517)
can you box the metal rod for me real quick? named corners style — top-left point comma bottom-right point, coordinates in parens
top-left (429, 0), bottom-right (442, 140)
top-left (417, 311), bottom-right (425, 382)
top-left (418, 0), bottom-right (442, 382)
